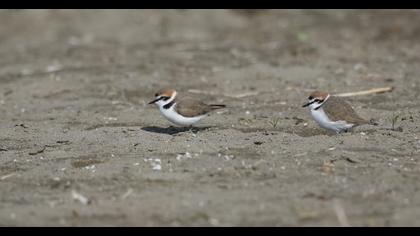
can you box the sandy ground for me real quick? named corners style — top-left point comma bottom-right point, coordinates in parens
top-left (1, 9), bottom-right (420, 226)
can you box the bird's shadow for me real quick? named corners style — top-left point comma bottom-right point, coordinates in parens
top-left (141, 126), bottom-right (213, 135)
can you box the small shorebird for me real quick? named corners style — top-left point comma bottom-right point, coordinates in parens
top-left (302, 91), bottom-right (369, 134)
top-left (148, 88), bottom-right (226, 127)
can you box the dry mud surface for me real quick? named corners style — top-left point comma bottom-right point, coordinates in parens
top-left (1, 10), bottom-right (420, 226)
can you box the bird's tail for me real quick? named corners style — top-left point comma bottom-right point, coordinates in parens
top-left (210, 104), bottom-right (226, 110)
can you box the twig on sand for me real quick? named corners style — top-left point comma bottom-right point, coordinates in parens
top-left (1, 173), bottom-right (16, 180)
top-left (28, 146), bottom-right (46, 155)
top-left (71, 190), bottom-right (90, 205)
top-left (188, 89), bottom-right (259, 98)
top-left (334, 87), bottom-right (393, 97)
top-left (332, 199), bottom-right (351, 227)
top-left (121, 188), bottom-right (133, 200)
top-left (187, 89), bottom-right (218, 96)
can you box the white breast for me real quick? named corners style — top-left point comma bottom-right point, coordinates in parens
top-left (159, 105), bottom-right (206, 127)
top-left (310, 108), bottom-right (354, 133)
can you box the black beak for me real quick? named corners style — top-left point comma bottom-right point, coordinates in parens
top-left (302, 101), bottom-right (315, 107)
top-left (148, 97), bottom-right (162, 104)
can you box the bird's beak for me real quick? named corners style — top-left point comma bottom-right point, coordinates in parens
top-left (148, 97), bottom-right (162, 104)
top-left (302, 101), bottom-right (314, 107)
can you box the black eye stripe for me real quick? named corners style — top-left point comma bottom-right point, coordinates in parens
top-left (162, 96), bottom-right (170, 101)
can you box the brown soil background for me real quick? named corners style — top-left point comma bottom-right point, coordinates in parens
top-left (1, 9), bottom-right (420, 226)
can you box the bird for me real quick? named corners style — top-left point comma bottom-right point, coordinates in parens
top-left (148, 88), bottom-right (226, 127)
top-left (302, 91), bottom-right (369, 134)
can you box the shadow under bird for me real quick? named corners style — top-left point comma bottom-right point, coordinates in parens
top-left (302, 91), bottom-right (369, 134)
top-left (148, 88), bottom-right (226, 127)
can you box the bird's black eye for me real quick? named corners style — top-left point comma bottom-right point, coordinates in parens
top-left (155, 93), bottom-right (158, 97)
top-left (308, 96), bottom-right (313, 100)
top-left (162, 96), bottom-right (170, 101)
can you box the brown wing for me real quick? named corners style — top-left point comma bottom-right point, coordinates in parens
top-left (174, 97), bottom-right (215, 117)
top-left (322, 96), bottom-right (368, 125)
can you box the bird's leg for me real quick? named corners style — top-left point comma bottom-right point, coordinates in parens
top-left (189, 125), bottom-right (203, 134)
top-left (189, 125), bottom-right (197, 134)
top-left (336, 128), bottom-right (350, 135)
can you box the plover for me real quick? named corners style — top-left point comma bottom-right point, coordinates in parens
top-left (302, 91), bottom-right (368, 134)
top-left (148, 88), bottom-right (226, 127)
